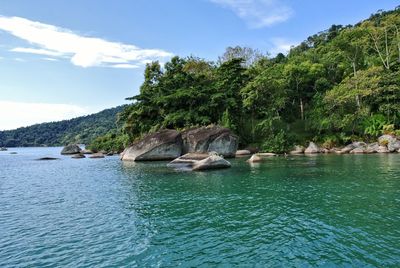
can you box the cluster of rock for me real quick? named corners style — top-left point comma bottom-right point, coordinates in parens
top-left (120, 126), bottom-right (238, 171)
top-left (60, 144), bottom-right (116, 159)
top-left (167, 152), bottom-right (231, 171)
top-left (290, 135), bottom-right (400, 155)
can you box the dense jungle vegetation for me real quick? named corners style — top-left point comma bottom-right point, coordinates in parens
top-left (0, 106), bottom-right (125, 147)
top-left (91, 8), bottom-right (400, 153)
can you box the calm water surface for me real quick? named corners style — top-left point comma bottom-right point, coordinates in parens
top-left (0, 147), bottom-right (399, 267)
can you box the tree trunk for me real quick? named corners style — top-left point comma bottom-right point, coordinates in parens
top-left (300, 98), bottom-right (304, 120)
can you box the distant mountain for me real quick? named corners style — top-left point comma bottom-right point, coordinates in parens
top-left (0, 105), bottom-right (126, 147)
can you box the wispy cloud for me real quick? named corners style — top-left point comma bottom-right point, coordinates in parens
top-left (210, 0), bottom-right (293, 28)
top-left (0, 101), bottom-right (90, 130)
top-left (269, 37), bottom-right (297, 55)
top-left (0, 16), bottom-right (173, 68)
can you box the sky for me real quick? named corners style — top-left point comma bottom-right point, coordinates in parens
top-left (0, 0), bottom-right (398, 130)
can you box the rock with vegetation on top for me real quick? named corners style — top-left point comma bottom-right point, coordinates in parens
top-left (247, 154), bottom-right (263, 163)
top-left (378, 135), bottom-right (400, 152)
top-left (289, 145), bottom-right (305, 155)
top-left (61, 144), bottom-right (81, 155)
top-left (191, 154), bottom-right (231, 171)
top-left (121, 129), bottom-right (182, 161)
top-left (235, 149), bottom-right (251, 156)
top-left (304, 142), bottom-right (320, 154)
top-left (182, 125), bottom-right (238, 158)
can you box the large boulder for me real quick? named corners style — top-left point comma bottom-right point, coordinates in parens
top-left (61, 144), bottom-right (81, 155)
top-left (192, 154), bottom-right (231, 171)
top-left (182, 125), bottom-right (238, 158)
top-left (378, 135), bottom-right (400, 152)
top-left (304, 142), bottom-right (320, 154)
top-left (121, 129), bottom-right (182, 161)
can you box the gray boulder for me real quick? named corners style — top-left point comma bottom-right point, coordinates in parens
top-left (366, 143), bottom-right (380, 153)
top-left (304, 142), bottom-right (320, 154)
top-left (167, 153), bottom-right (210, 167)
top-left (192, 154), bottom-right (231, 171)
top-left (121, 129), bottom-right (182, 161)
top-left (182, 125), bottom-right (238, 158)
top-left (61, 144), bottom-right (81, 155)
top-left (378, 135), bottom-right (400, 152)
top-left (89, 153), bottom-right (105, 159)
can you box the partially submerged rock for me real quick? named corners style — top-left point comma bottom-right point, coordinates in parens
top-left (235, 149), bottom-right (251, 156)
top-left (121, 129), bottom-right (182, 161)
top-left (89, 153), bottom-right (105, 159)
top-left (257, 153), bottom-right (277, 157)
top-left (247, 154), bottom-right (263, 163)
top-left (304, 142), bottom-right (320, 154)
top-left (81, 149), bottom-right (93, 154)
top-left (36, 157), bottom-right (59, 160)
top-left (191, 154), bottom-right (231, 171)
top-left (168, 153), bottom-right (210, 167)
top-left (0, 147), bottom-right (7, 151)
top-left (61, 144), bottom-right (81, 155)
top-left (182, 125), bottom-right (238, 158)
top-left (71, 154), bottom-right (85, 159)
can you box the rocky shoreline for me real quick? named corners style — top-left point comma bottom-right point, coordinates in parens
top-left (58, 127), bottom-right (400, 171)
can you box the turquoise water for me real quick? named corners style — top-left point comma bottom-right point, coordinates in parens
top-left (1, 147), bottom-right (399, 267)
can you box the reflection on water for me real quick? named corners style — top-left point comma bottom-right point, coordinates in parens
top-left (0, 148), bottom-right (400, 267)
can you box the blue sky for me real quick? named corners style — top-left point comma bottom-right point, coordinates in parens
top-left (0, 0), bottom-right (398, 130)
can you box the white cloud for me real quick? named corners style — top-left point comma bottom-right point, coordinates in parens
top-left (0, 16), bottom-right (173, 68)
top-left (11, 47), bottom-right (64, 57)
top-left (110, 63), bottom-right (139, 69)
top-left (210, 0), bottom-right (293, 28)
top-left (269, 37), bottom-right (297, 55)
top-left (42, 57), bottom-right (58, 61)
top-left (0, 101), bottom-right (90, 130)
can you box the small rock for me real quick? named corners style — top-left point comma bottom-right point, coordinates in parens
top-left (81, 149), bottom-right (93, 154)
top-left (9, 152), bottom-right (17, 154)
top-left (304, 142), bottom-right (320, 154)
top-left (106, 152), bottom-right (114, 156)
top-left (71, 154), bottom-right (85, 159)
top-left (192, 155), bottom-right (231, 171)
top-left (350, 148), bottom-right (366, 154)
top-left (235, 150), bottom-right (251, 156)
top-left (257, 153), bottom-right (277, 157)
top-left (0, 147), bottom-right (8, 151)
top-left (247, 154), bottom-right (263, 163)
top-left (36, 157), bottom-right (59, 160)
top-left (89, 153), bottom-right (105, 158)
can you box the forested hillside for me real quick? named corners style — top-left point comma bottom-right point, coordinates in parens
top-left (0, 106), bottom-right (125, 147)
top-left (94, 8), bottom-right (399, 152)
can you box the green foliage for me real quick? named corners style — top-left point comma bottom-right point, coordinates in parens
top-left (0, 106), bottom-right (125, 147)
top-left (261, 130), bottom-right (293, 153)
top-left (88, 132), bottom-right (129, 153)
top-left (363, 114), bottom-right (388, 137)
top-left (114, 8), bottom-right (400, 152)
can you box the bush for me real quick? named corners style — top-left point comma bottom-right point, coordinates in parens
top-left (88, 133), bottom-right (130, 153)
top-left (261, 129), bottom-right (293, 153)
